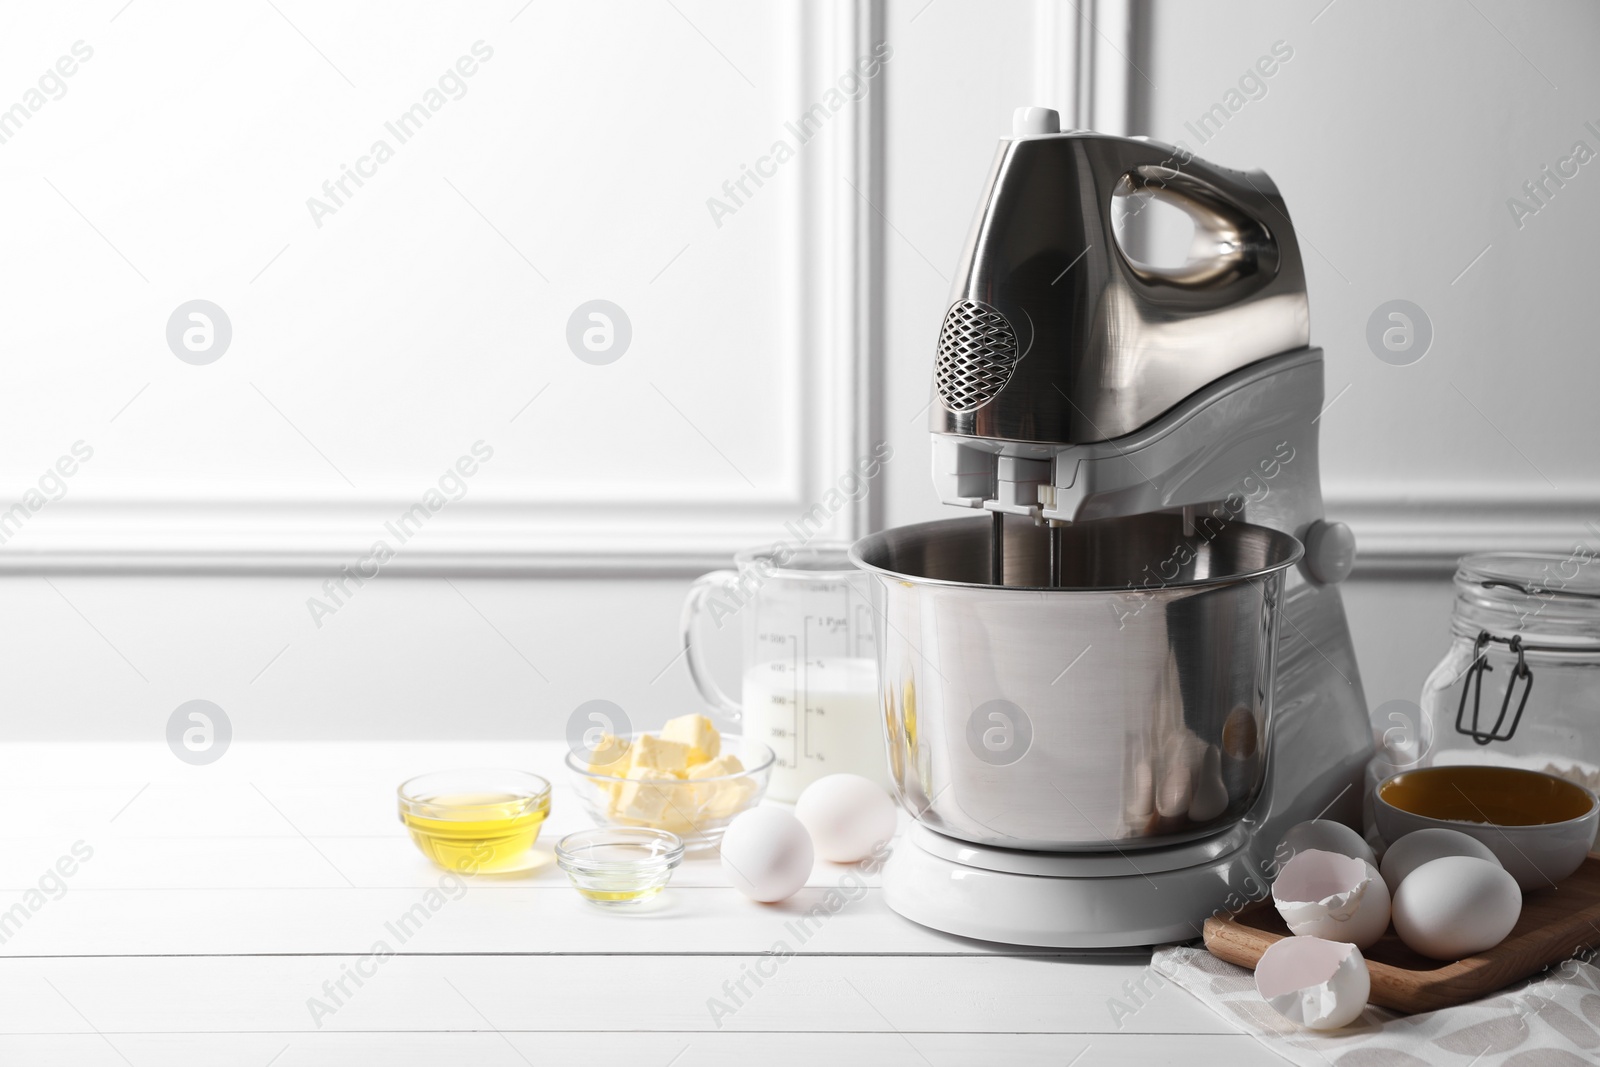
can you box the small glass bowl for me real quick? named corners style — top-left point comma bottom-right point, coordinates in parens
top-left (564, 735), bottom-right (775, 853)
top-left (397, 769), bottom-right (551, 874)
top-left (555, 827), bottom-right (685, 906)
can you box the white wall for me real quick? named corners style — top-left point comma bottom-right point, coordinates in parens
top-left (7, 1), bottom-right (1595, 742)
top-left (0, 573), bottom-right (720, 742)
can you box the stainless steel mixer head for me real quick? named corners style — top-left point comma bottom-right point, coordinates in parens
top-left (932, 109), bottom-right (1308, 448)
top-left (928, 109), bottom-right (1319, 539)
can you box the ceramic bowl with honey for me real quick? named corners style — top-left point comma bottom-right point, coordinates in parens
top-left (1375, 764), bottom-right (1599, 889)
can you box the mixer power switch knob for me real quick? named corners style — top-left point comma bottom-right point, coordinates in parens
top-left (1012, 106), bottom-right (1060, 136)
top-left (1304, 520), bottom-right (1356, 585)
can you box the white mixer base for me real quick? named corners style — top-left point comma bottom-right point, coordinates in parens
top-left (883, 824), bottom-right (1277, 948)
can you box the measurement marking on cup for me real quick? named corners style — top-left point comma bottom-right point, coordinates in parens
top-left (1050, 644), bottom-right (1093, 684)
top-left (790, 634), bottom-right (800, 771)
top-left (800, 628), bottom-right (809, 763)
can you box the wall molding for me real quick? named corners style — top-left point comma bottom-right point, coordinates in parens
top-left (0, 492), bottom-right (1587, 577)
top-left (1332, 494), bottom-right (1600, 577)
top-left (0, 499), bottom-right (818, 575)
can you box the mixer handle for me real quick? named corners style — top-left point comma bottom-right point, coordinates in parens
top-left (679, 570), bottom-right (744, 721)
top-left (1109, 160), bottom-right (1282, 293)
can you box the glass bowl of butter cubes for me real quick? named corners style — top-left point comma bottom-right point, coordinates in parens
top-left (565, 713), bottom-right (774, 853)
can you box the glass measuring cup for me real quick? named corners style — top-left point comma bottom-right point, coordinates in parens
top-left (680, 543), bottom-right (886, 802)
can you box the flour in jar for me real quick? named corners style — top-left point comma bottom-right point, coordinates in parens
top-left (742, 657), bottom-right (888, 801)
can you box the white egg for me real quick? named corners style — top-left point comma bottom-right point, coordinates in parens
top-left (795, 774), bottom-right (898, 864)
top-left (1272, 849), bottom-right (1391, 949)
top-left (1391, 856), bottom-right (1521, 960)
top-left (1379, 828), bottom-right (1501, 895)
top-left (1255, 935), bottom-right (1371, 1030)
top-left (1279, 819), bottom-right (1377, 866)
top-left (720, 806), bottom-right (814, 903)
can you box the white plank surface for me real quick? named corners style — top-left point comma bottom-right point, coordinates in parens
top-left (0, 742), bottom-right (1261, 1064)
top-left (3, 956), bottom-right (1215, 1036)
top-left (0, 1034), bottom-right (1278, 1067)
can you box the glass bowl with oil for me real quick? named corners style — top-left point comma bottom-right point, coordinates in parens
top-left (555, 827), bottom-right (684, 906)
top-left (398, 769), bottom-right (551, 874)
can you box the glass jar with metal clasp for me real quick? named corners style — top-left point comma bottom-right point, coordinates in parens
top-left (1394, 552), bottom-right (1600, 826)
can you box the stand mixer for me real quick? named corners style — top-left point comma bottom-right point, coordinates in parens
top-left (850, 108), bottom-right (1373, 947)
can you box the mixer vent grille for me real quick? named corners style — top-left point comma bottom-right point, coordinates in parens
top-left (934, 300), bottom-right (1019, 412)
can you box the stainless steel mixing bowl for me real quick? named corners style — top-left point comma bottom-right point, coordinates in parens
top-left (850, 512), bottom-right (1303, 851)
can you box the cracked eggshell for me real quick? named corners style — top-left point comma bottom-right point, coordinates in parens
top-left (1256, 936), bottom-right (1371, 1030)
top-left (1272, 849), bottom-right (1391, 949)
top-left (1279, 819), bottom-right (1378, 867)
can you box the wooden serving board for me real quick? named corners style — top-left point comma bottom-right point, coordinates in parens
top-left (1204, 855), bottom-right (1600, 1014)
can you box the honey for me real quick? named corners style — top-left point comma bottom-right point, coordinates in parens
top-left (1378, 765), bottom-right (1594, 827)
top-left (401, 791), bottom-right (550, 873)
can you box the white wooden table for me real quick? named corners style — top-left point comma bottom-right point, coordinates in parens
top-left (0, 742), bottom-right (1279, 1066)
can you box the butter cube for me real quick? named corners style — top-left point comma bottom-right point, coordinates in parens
top-left (655, 807), bottom-right (698, 835)
top-left (705, 778), bottom-right (756, 819)
top-left (587, 733), bottom-right (631, 776)
top-left (612, 769), bottom-right (677, 823)
top-left (687, 753), bottom-right (744, 780)
top-left (661, 713), bottom-right (721, 764)
top-left (688, 754), bottom-right (751, 818)
top-left (628, 733), bottom-right (692, 777)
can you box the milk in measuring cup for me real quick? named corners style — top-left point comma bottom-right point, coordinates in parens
top-left (742, 657), bottom-right (887, 801)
